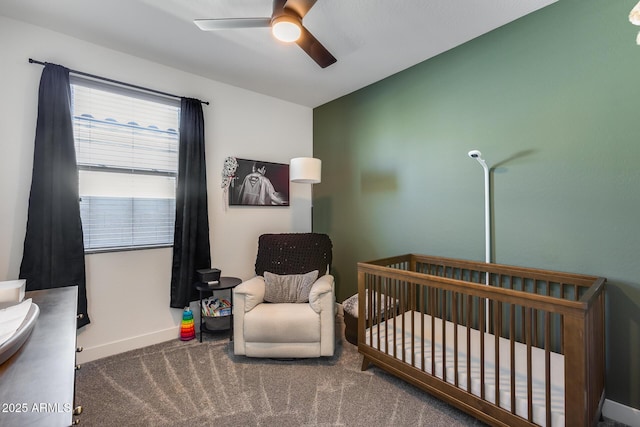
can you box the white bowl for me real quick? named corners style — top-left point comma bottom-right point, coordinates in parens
top-left (0, 302), bottom-right (39, 365)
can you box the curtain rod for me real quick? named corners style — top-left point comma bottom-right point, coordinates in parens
top-left (28, 58), bottom-right (209, 105)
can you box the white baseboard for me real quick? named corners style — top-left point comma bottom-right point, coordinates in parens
top-left (603, 399), bottom-right (640, 427)
top-left (76, 327), bottom-right (178, 364)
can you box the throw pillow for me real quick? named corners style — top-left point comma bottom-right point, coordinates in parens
top-left (263, 270), bottom-right (319, 303)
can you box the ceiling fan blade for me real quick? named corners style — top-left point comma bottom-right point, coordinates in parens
top-left (273, 0), bottom-right (287, 16)
top-left (284, 0), bottom-right (317, 18)
top-left (296, 25), bottom-right (336, 68)
top-left (194, 18), bottom-right (271, 31)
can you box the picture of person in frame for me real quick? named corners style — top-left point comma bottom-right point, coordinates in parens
top-left (234, 161), bottom-right (288, 206)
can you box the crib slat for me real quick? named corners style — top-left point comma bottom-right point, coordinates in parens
top-left (507, 271), bottom-right (517, 413)
top-left (396, 279), bottom-right (401, 360)
top-left (420, 284), bottom-right (425, 372)
top-left (533, 280), bottom-right (539, 348)
top-left (525, 307), bottom-right (533, 422)
top-left (480, 297), bottom-right (486, 400)
top-left (410, 281), bottom-right (416, 367)
top-left (545, 311), bottom-right (551, 427)
top-left (402, 280), bottom-right (408, 363)
top-left (393, 280), bottom-right (398, 357)
top-left (375, 276), bottom-right (382, 356)
top-left (467, 294), bottom-right (472, 394)
top-left (510, 303), bottom-right (516, 415)
top-left (494, 300), bottom-right (501, 407)
top-left (453, 292), bottom-right (459, 387)
top-left (372, 275), bottom-right (377, 348)
top-left (519, 277), bottom-right (526, 349)
top-left (441, 289), bottom-right (447, 382)
top-left (546, 280), bottom-right (550, 297)
top-left (367, 274), bottom-right (373, 350)
top-left (431, 286), bottom-right (436, 376)
top-left (559, 309), bottom-right (564, 358)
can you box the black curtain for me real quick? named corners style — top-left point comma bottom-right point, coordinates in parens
top-left (170, 98), bottom-right (211, 308)
top-left (20, 63), bottom-right (90, 328)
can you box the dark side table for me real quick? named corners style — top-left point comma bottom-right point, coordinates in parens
top-left (195, 277), bottom-right (242, 342)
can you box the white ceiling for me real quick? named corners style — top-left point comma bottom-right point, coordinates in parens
top-left (0, 0), bottom-right (557, 107)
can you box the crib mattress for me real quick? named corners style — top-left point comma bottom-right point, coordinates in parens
top-left (365, 311), bottom-right (564, 427)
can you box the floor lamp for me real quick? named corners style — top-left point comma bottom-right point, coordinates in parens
top-left (290, 157), bottom-right (321, 231)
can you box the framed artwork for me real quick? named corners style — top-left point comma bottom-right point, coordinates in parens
top-left (228, 158), bottom-right (289, 206)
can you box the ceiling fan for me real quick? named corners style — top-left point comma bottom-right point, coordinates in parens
top-left (194, 0), bottom-right (337, 68)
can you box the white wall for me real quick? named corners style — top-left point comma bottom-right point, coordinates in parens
top-left (0, 16), bottom-right (314, 363)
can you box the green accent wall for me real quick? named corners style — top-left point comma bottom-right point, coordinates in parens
top-left (314, 0), bottom-right (640, 410)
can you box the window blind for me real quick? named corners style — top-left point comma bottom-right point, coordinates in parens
top-left (70, 78), bottom-right (180, 251)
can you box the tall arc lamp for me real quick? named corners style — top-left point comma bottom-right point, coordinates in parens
top-left (290, 157), bottom-right (321, 231)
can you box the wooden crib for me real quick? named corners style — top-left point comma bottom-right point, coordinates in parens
top-left (357, 254), bottom-right (606, 427)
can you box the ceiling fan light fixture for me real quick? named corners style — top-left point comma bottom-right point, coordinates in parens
top-left (194, 0), bottom-right (336, 68)
top-left (272, 15), bottom-right (301, 43)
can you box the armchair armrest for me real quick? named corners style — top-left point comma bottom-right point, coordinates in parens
top-left (234, 276), bottom-right (265, 312)
top-left (309, 274), bottom-right (335, 313)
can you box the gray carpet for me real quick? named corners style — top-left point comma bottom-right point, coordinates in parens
top-left (75, 318), bottom-right (626, 427)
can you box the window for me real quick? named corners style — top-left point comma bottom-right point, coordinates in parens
top-left (70, 78), bottom-right (180, 252)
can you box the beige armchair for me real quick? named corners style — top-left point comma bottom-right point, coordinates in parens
top-left (233, 233), bottom-right (335, 358)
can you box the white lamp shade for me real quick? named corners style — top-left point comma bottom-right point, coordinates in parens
top-left (290, 157), bottom-right (321, 184)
